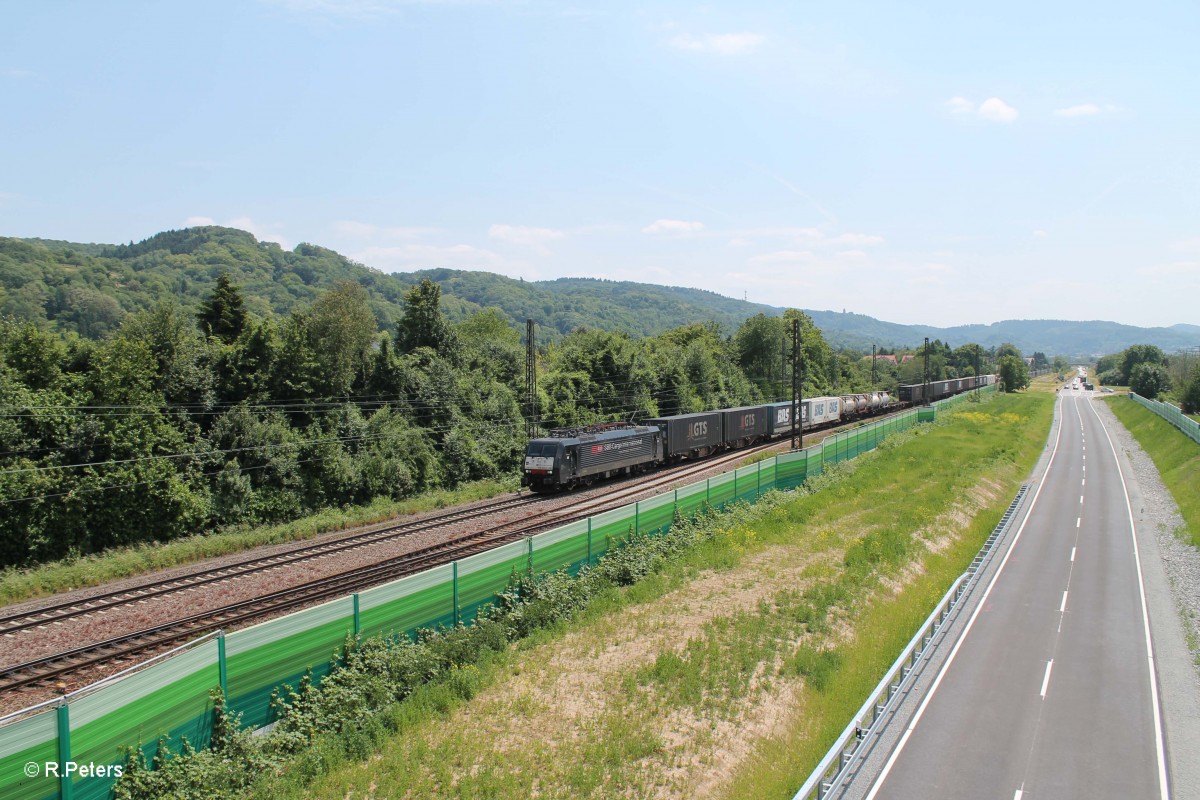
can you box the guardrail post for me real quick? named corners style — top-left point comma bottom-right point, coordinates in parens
top-left (56, 699), bottom-right (72, 800)
top-left (586, 518), bottom-right (592, 566)
top-left (527, 537), bottom-right (534, 574)
top-left (217, 630), bottom-right (229, 700)
top-left (635, 502), bottom-right (640, 537)
top-left (452, 561), bottom-right (459, 627)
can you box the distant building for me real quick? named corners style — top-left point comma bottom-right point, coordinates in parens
top-left (862, 354), bottom-right (898, 364)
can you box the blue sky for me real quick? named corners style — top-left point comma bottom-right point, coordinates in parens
top-left (3, 1), bottom-right (1198, 328)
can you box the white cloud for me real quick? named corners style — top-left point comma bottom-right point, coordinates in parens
top-left (836, 249), bottom-right (868, 259)
top-left (946, 97), bottom-right (975, 115)
top-left (669, 32), bottom-right (765, 55)
top-left (977, 97), bottom-right (1018, 123)
top-left (642, 219), bottom-right (704, 234)
top-left (3, 68), bottom-right (35, 78)
top-left (1054, 103), bottom-right (1100, 118)
top-left (488, 224), bottom-right (565, 253)
top-left (1032, 229), bottom-right (1048, 239)
top-left (947, 96), bottom-right (1019, 123)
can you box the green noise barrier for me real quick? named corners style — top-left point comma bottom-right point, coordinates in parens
top-left (1130, 392), bottom-right (1200, 445)
top-left (0, 388), bottom-right (994, 800)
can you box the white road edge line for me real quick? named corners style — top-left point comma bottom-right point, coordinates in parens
top-left (1060, 591), bottom-right (1068, 612)
top-left (1041, 660), bottom-right (1054, 697)
top-left (1071, 547), bottom-right (1076, 562)
top-left (1087, 397), bottom-right (1171, 800)
top-left (863, 393), bottom-right (1067, 800)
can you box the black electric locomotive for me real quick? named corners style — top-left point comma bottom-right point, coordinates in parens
top-left (522, 423), bottom-right (662, 492)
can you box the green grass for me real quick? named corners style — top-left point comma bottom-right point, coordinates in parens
top-left (258, 393), bottom-right (1054, 799)
top-left (1104, 396), bottom-right (1200, 547)
top-left (0, 479), bottom-right (516, 607)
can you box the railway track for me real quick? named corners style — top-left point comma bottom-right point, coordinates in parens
top-left (0, 411), bottom-right (888, 696)
top-left (0, 511), bottom-right (550, 693)
top-left (0, 494), bottom-right (542, 638)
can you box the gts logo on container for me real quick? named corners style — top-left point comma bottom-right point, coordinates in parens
top-left (738, 413), bottom-right (756, 431)
top-left (687, 421), bottom-right (709, 440)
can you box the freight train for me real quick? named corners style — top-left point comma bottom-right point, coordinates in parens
top-left (522, 374), bottom-right (996, 492)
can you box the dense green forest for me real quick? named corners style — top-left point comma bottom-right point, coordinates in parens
top-left (1, 227), bottom-right (1007, 569)
top-left (0, 271), bottom-right (802, 568)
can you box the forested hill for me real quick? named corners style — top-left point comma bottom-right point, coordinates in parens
top-left (3, 226), bottom-right (1197, 355)
top-left (1, 227), bottom-right (776, 343)
top-left (388, 270), bottom-right (774, 340)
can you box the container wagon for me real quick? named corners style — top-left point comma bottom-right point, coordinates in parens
top-left (808, 396), bottom-right (842, 427)
top-left (721, 405), bottom-right (770, 447)
top-left (646, 411), bottom-right (723, 461)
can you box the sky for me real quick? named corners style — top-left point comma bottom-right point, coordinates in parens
top-left (2, 0), bottom-right (1199, 328)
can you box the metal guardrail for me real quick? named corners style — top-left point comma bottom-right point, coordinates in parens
top-left (792, 484), bottom-right (1030, 800)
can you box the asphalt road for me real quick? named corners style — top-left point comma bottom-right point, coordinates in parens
top-left (861, 388), bottom-right (1169, 799)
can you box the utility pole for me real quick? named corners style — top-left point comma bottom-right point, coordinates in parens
top-left (976, 349), bottom-right (982, 398)
top-left (525, 319), bottom-right (538, 439)
top-left (791, 318), bottom-right (802, 450)
top-left (781, 334), bottom-right (787, 401)
top-left (923, 336), bottom-right (931, 406)
top-left (871, 343), bottom-right (877, 387)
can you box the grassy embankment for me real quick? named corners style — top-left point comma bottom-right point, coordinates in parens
top-left (256, 392), bottom-right (1052, 800)
top-left (1103, 397), bottom-right (1200, 547)
top-left (0, 479), bottom-right (516, 607)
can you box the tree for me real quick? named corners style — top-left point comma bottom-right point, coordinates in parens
top-left (734, 314), bottom-right (785, 396)
top-left (952, 343), bottom-right (987, 377)
top-left (996, 342), bottom-right (1022, 360)
top-left (1181, 366), bottom-right (1200, 414)
top-left (1120, 344), bottom-right (1167, 385)
top-left (1129, 363), bottom-right (1170, 399)
top-left (998, 355), bottom-right (1030, 392)
top-left (398, 278), bottom-right (456, 355)
top-left (198, 273), bottom-right (248, 344)
top-left (308, 281), bottom-right (377, 396)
